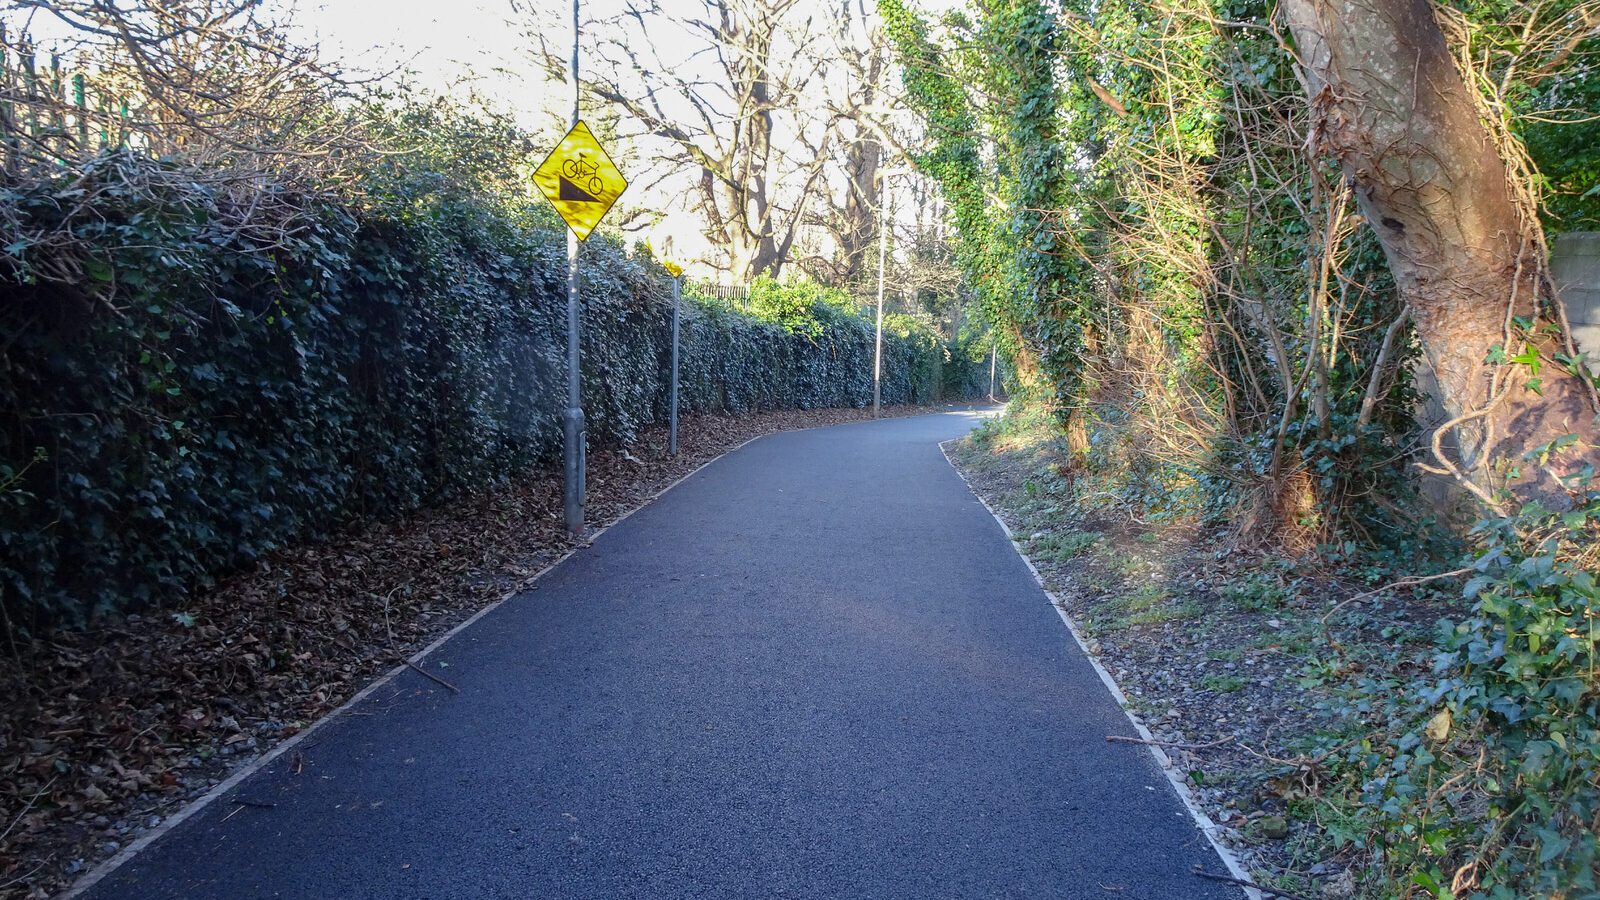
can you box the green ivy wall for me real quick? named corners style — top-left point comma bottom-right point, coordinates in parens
top-left (0, 156), bottom-right (974, 628)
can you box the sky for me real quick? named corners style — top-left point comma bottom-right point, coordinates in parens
top-left (293, 0), bottom-right (558, 125)
top-left (5, 0), bottom-right (956, 279)
top-left (3, 0), bottom-right (567, 124)
top-left (294, 0), bottom-right (733, 268)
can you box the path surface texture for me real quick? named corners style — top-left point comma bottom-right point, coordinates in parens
top-left (86, 411), bottom-right (1240, 899)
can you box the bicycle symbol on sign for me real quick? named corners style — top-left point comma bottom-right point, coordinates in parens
top-left (562, 156), bottom-right (605, 196)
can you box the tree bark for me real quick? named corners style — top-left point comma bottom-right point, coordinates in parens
top-left (1280, 0), bottom-right (1597, 508)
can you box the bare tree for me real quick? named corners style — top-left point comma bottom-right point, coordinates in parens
top-left (0, 0), bottom-right (368, 293)
top-left (1281, 0), bottom-right (1600, 509)
top-left (4, 0), bottom-right (354, 171)
top-left (794, 1), bottom-right (892, 288)
top-left (521, 0), bottom-right (891, 280)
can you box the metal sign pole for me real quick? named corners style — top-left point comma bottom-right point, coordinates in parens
top-left (873, 170), bottom-right (891, 419)
top-left (989, 340), bottom-right (997, 401)
top-left (669, 275), bottom-right (681, 456)
top-left (562, 0), bottom-right (586, 537)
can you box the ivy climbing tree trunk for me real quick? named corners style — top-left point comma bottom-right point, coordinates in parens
top-left (1281, 0), bottom-right (1598, 507)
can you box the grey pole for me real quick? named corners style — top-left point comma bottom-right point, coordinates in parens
top-left (562, 0), bottom-right (586, 536)
top-left (669, 275), bottom-right (681, 456)
top-left (873, 171), bottom-right (890, 419)
top-left (988, 340), bottom-right (997, 401)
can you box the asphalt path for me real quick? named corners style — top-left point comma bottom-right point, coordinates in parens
top-left (85, 410), bottom-right (1241, 899)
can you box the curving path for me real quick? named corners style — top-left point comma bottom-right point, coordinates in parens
top-left (83, 410), bottom-right (1241, 899)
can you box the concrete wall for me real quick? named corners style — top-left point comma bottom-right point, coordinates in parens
top-left (1554, 231), bottom-right (1600, 371)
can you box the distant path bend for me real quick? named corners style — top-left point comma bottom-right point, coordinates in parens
top-left (86, 410), bottom-right (1241, 899)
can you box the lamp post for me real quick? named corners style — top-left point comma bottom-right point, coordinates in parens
top-left (660, 236), bottom-right (683, 456)
top-left (873, 163), bottom-right (910, 419)
top-left (669, 273), bottom-right (682, 456)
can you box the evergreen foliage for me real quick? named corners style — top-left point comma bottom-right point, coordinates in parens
top-left (0, 105), bottom-right (969, 630)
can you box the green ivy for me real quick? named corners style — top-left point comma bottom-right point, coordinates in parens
top-left (0, 110), bottom-right (975, 630)
top-left (1351, 490), bottom-right (1600, 898)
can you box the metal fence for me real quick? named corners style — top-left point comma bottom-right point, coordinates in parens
top-left (690, 281), bottom-right (750, 306)
top-left (0, 23), bottom-right (142, 174)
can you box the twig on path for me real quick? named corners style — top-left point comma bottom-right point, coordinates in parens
top-left (406, 660), bottom-right (460, 694)
top-left (1191, 866), bottom-right (1315, 900)
top-left (1107, 734), bottom-right (1234, 752)
top-left (221, 797), bottom-right (278, 824)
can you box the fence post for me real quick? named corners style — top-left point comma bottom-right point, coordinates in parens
top-left (1, 22), bottom-right (12, 175)
top-left (73, 71), bottom-right (86, 152)
top-left (22, 38), bottom-right (36, 144)
top-left (49, 53), bottom-right (62, 160)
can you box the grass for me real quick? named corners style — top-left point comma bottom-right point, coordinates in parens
top-left (1096, 547), bottom-right (1144, 578)
top-left (1125, 600), bottom-right (1201, 627)
top-left (1025, 530), bottom-right (1100, 563)
top-left (1201, 673), bottom-right (1247, 693)
top-left (1100, 583), bottom-right (1202, 628)
top-left (1250, 622), bottom-right (1315, 657)
top-left (1222, 574), bottom-right (1291, 612)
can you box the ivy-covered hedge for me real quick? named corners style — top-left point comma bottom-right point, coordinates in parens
top-left (0, 154), bottom-right (969, 629)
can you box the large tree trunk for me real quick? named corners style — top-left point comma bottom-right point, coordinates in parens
top-left (1280, 0), bottom-right (1597, 508)
top-left (836, 136), bottom-right (882, 285)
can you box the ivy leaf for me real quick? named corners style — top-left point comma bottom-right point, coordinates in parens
top-left (85, 257), bottom-right (115, 283)
top-left (1536, 829), bottom-right (1570, 864)
top-left (1424, 708), bottom-right (1451, 744)
top-left (1521, 740), bottom-right (1555, 777)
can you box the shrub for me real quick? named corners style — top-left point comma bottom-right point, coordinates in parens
top-left (1337, 485), bottom-right (1600, 898)
top-left (0, 145), bottom-right (977, 630)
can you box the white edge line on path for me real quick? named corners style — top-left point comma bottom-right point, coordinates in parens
top-left (938, 437), bottom-right (1262, 900)
top-left (67, 405), bottom-right (986, 895)
top-left (65, 426), bottom-right (785, 898)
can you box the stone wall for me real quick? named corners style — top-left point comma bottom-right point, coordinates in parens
top-left (1554, 231), bottom-right (1600, 371)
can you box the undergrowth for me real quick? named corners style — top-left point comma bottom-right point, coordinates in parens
top-left (969, 401), bottom-right (1600, 898)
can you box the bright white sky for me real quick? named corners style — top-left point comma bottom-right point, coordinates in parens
top-left (295, 0), bottom-right (741, 265)
top-left (293, 0), bottom-right (555, 125)
top-left (290, 0), bottom-right (964, 274)
top-left (8, 0), bottom-right (959, 277)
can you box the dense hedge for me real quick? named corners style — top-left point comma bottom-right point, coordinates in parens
top-left (0, 153), bottom-right (972, 629)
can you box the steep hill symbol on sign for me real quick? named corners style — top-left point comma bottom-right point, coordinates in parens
top-left (560, 176), bottom-right (601, 203)
top-left (533, 120), bottom-right (628, 241)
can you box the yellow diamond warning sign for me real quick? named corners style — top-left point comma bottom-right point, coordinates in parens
top-left (533, 121), bottom-right (628, 241)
